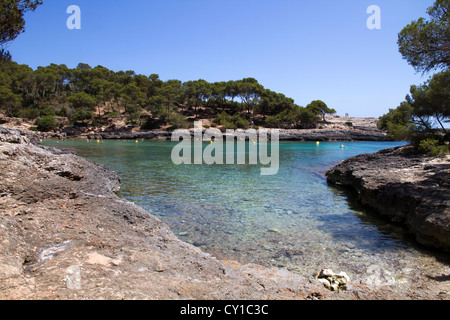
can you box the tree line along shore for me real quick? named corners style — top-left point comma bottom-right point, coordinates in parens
top-left (0, 59), bottom-right (339, 133)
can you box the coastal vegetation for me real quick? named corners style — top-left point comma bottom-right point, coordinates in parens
top-left (0, 60), bottom-right (336, 132)
top-left (0, 1), bottom-right (339, 132)
top-left (378, 0), bottom-right (449, 156)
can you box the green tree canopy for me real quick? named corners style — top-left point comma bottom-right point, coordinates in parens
top-left (1, 52), bottom-right (338, 130)
top-left (68, 91), bottom-right (97, 123)
top-left (237, 78), bottom-right (263, 120)
top-left (183, 79), bottom-right (211, 118)
top-left (406, 70), bottom-right (449, 134)
top-left (380, 0), bottom-right (449, 153)
top-left (379, 71), bottom-right (449, 145)
top-left (378, 101), bottom-right (414, 140)
top-left (158, 80), bottom-right (183, 119)
top-left (0, 0), bottom-right (42, 60)
top-left (0, 85), bottom-right (20, 117)
top-left (306, 100), bottom-right (336, 121)
top-left (35, 115), bottom-right (58, 132)
top-left (398, 0), bottom-right (450, 73)
top-left (120, 82), bottom-right (145, 123)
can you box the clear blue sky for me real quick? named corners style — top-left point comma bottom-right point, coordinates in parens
top-left (7, 0), bottom-right (435, 117)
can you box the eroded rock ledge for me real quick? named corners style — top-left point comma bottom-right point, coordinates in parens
top-left (326, 146), bottom-right (450, 252)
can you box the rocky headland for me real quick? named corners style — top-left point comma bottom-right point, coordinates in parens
top-left (326, 146), bottom-right (450, 252)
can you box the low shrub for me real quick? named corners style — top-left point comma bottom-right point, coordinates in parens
top-left (71, 110), bottom-right (94, 122)
top-left (431, 145), bottom-right (449, 158)
top-left (141, 117), bottom-right (161, 130)
top-left (18, 108), bottom-right (40, 120)
top-left (166, 113), bottom-right (189, 129)
top-left (35, 115), bottom-right (58, 132)
top-left (39, 107), bottom-right (56, 117)
top-left (216, 112), bottom-right (249, 129)
top-left (418, 138), bottom-right (449, 157)
top-left (418, 138), bottom-right (439, 154)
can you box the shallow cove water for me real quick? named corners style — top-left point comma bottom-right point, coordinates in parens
top-left (44, 139), bottom-right (449, 286)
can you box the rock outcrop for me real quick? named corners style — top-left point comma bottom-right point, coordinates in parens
top-left (326, 146), bottom-right (450, 252)
top-left (0, 126), bottom-right (38, 144)
top-left (85, 130), bottom-right (172, 141)
top-left (277, 128), bottom-right (390, 141)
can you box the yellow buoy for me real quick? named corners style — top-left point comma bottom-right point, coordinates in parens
top-left (136, 140), bottom-right (139, 143)
top-left (97, 140), bottom-right (100, 143)
top-left (341, 145), bottom-right (345, 149)
top-left (316, 141), bottom-right (320, 145)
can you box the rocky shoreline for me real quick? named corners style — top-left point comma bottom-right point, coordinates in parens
top-left (326, 146), bottom-right (450, 252)
top-left (80, 128), bottom-right (390, 142)
top-left (2, 114), bottom-right (391, 142)
top-left (1, 127), bottom-right (449, 300)
top-left (0, 127), bottom-right (332, 299)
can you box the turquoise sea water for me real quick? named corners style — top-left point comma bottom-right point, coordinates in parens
top-left (43, 139), bottom-right (446, 283)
